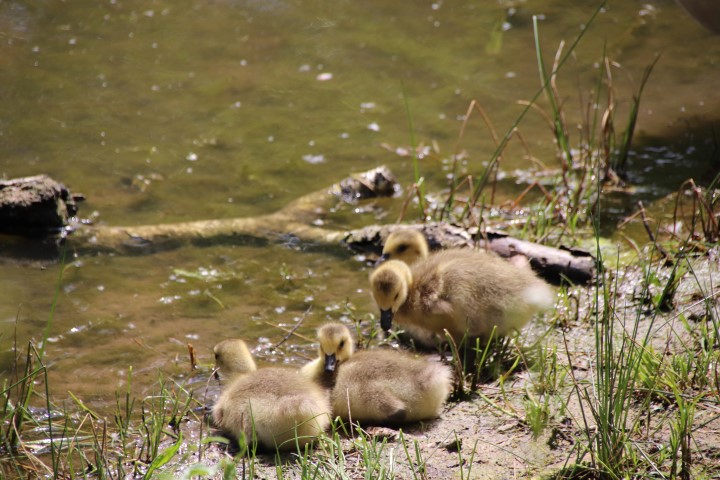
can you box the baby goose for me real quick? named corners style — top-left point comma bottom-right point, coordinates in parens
top-left (303, 323), bottom-right (452, 425)
top-left (370, 249), bottom-right (554, 342)
top-left (300, 323), bottom-right (352, 389)
top-left (212, 339), bottom-right (331, 451)
top-left (376, 229), bottom-right (445, 350)
top-left (378, 228), bottom-right (429, 265)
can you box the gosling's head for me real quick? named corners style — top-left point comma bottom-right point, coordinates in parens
top-left (213, 338), bottom-right (257, 380)
top-left (377, 229), bottom-right (429, 266)
top-left (369, 260), bottom-right (412, 332)
top-left (316, 323), bottom-right (354, 373)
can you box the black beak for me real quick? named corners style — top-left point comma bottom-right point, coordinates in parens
top-left (380, 309), bottom-right (394, 332)
top-left (324, 353), bottom-right (337, 372)
top-left (374, 253), bottom-right (390, 267)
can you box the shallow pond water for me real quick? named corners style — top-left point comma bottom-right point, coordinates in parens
top-left (1, 0), bottom-right (719, 414)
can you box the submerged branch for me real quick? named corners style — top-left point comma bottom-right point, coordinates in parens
top-left (67, 166), bottom-right (397, 254)
top-left (1, 167), bottom-right (595, 284)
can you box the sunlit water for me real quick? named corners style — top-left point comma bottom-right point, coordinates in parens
top-left (1, 0), bottom-right (719, 414)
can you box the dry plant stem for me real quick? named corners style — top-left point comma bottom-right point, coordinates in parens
top-left (550, 40), bottom-right (571, 173)
top-left (601, 57), bottom-right (616, 181)
top-left (187, 343), bottom-right (196, 371)
top-left (397, 183), bottom-right (422, 223)
top-left (466, 101), bottom-right (505, 204)
top-left (509, 181), bottom-right (554, 210)
top-left (511, 128), bottom-right (545, 169)
top-left (637, 200), bottom-right (673, 264)
top-left (441, 174), bottom-right (475, 224)
top-left (489, 155), bottom-right (500, 206)
top-left (464, 176), bottom-right (481, 227)
top-left (674, 179), bottom-right (719, 242)
top-left (617, 210), bottom-right (644, 229)
top-left (458, 100), bottom-right (500, 148)
top-left (456, 99), bottom-right (504, 208)
top-left (517, 100), bottom-right (556, 132)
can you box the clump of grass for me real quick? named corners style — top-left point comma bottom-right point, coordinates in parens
top-left (671, 177), bottom-right (720, 247)
top-left (0, 340), bottom-right (201, 479)
top-left (523, 342), bottom-right (569, 440)
top-left (1, 342), bottom-right (51, 478)
top-left (442, 329), bottom-right (524, 400)
top-left (395, 3), bottom-right (660, 254)
top-left (555, 237), bottom-right (719, 478)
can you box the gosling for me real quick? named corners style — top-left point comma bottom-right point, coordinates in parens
top-left (377, 229), bottom-right (446, 349)
top-left (370, 249), bottom-right (554, 343)
top-left (212, 339), bottom-right (331, 451)
top-left (303, 323), bottom-right (452, 425)
top-left (378, 228), bottom-right (429, 265)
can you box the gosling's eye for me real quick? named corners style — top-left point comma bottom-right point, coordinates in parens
top-left (339, 340), bottom-right (345, 349)
top-left (214, 352), bottom-right (220, 361)
top-left (397, 244), bottom-right (408, 253)
top-left (394, 293), bottom-right (399, 301)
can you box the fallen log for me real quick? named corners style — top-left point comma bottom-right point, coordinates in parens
top-left (0, 168), bottom-right (596, 284)
top-left (342, 223), bottom-right (596, 285)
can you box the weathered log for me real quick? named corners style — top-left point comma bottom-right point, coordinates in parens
top-left (0, 175), bottom-right (83, 236)
top-left (342, 223), bottom-right (596, 285)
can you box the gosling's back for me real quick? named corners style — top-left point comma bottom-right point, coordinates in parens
top-left (212, 340), bottom-right (330, 451)
top-left (403, 249), bottom-right (554, 339)
top-left (331, 349), bottom-right (452, 425)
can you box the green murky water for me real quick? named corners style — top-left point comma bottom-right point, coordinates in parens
top-left (1, 0), bottom-right (719, 412)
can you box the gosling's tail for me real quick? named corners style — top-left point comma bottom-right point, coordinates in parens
top-left (523, 281), bottom-right (555, 312)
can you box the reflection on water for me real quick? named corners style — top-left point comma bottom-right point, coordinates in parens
top-left (1, 0), bottom-right (719, 413)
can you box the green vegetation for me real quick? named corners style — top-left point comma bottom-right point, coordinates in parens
top-left (3, 6), bottom-right (720, 480)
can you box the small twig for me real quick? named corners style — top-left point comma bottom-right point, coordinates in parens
top-left (617, 209), bottom-right (644, 229)
top-left (272, 306), bottom-right (314, 349)
top-left (509, 180), bottom-right (553, 210)
top-left (475, 391), bottom-right (523, 421)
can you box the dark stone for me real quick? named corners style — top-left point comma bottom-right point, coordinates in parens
top-left (0, 175), bottom-right (82, 237)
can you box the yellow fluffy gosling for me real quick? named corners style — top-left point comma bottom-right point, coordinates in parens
top-left (378, 229), bottom-right (446, 349)
top-left (378, 229), bottom-right (429, 265)
top-left (212, 339), bottom-right (330, 451)
top-left (370, 248), bottom-right (554, 342)
top-left (303, 323), bottom-right (452, 425)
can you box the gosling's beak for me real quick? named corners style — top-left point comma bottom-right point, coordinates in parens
top-left (324, 353), bottom-right (337, 373)
top-left (374, 253), bottom-right (390, 267)
top-left (380, 309), bottom-right (394, 332)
